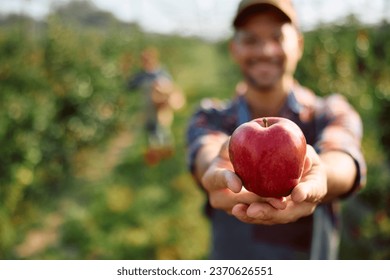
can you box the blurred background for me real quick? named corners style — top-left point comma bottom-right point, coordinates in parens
top-left (0, 0), bottom-right (389, 259)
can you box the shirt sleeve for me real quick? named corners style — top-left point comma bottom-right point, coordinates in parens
top-left (314, 94), bottom-right (367, 197)
top-left (186, 100), bottom-right (234, 175)
top-left (187, 109), bottom-right (223, 173)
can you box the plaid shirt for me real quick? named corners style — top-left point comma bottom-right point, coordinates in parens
top-left (186, 83), bottom-right (366, 259)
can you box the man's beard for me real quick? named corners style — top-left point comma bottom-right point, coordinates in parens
top-left (243, 72), bottom-right (275, 92)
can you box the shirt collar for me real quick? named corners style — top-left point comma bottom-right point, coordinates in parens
top-left (237, 95), bottom-right (251, 125)
top-left (283, 90), bottom-right (303, 115)
top-left (237, 90), bottom-right (303, 125)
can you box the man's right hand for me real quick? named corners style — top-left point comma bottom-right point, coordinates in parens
top-left (200, 138), bottom-right (287, 214)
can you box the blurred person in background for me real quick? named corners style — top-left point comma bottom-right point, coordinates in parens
top-left (127, 47), bottom-right (185, 165)
top-left (186, 0), bottom-right (366, 259)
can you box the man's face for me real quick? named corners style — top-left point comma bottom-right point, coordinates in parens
top-left (230, 10), bottom-right (303, 91)
top-left (141, 51), bottom-right (159, 72)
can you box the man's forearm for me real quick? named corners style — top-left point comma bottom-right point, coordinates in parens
top-left (320, 151), bottom-right (358, 202)
top-left (193, 134), bottom-right (229, 183)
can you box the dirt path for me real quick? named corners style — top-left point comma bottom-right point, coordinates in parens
top-left (72, 128), bottom-right (135, 181)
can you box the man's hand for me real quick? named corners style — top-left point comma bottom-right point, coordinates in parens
top-left (230, 145), bottom-right (327, 225)
top-left (200, 139), bottom-right (288, 214)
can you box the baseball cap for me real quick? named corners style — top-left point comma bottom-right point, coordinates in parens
top-left (233, 0), bottom-right (298, 28)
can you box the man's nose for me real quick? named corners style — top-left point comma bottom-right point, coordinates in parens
top-left (253, 40), bottom-right (280, 56)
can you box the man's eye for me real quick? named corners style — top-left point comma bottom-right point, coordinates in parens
top-left (242, 37), bottom-right (258, 45)
top-left (273, 34), bottom-right (283, 42)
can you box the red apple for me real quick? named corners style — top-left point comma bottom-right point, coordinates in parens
top-left (228, 117), bottom-right (307, 197)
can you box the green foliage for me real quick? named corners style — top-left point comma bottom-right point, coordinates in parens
top-left (295, 21), bottom-right (390, 259)
top-left (1, 6), bottom-right (390, 259)
top-left (0, 13), bottom-right (214, 260)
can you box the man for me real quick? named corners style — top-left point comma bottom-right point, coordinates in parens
top-left (186, 0), bottom-right (366, 259)
top-left (128, 47), bottom-right (185, 165)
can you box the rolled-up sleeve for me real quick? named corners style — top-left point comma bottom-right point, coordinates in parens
top-left (186, 97), bottom-right (239, 173)
top-left (186, 107), bottom-right (227, 175)
top-left (314, 94), bottom-right (367, 196)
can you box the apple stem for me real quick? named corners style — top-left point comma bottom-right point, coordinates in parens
top-left (263, 117), bottom-right (268, 127)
